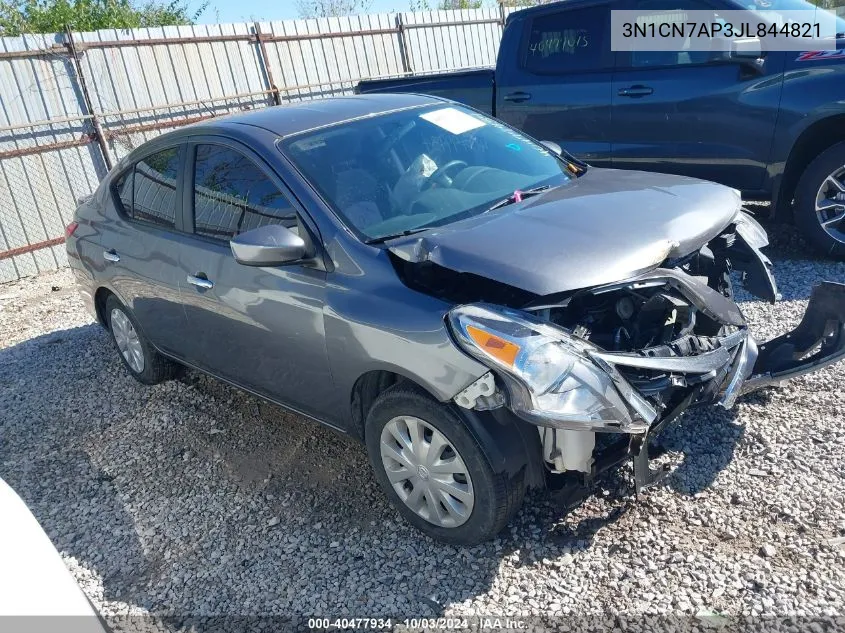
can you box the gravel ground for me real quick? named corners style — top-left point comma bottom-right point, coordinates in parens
top-left (1, 223), bottom-right (844, 628)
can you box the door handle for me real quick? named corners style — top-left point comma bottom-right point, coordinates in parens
top-left (103, 250), bottom-right (120, 263)
top-left (503, 91), bottom-right (532, 103)
top-left (617, 85), bottom-right (654, 97)
top-left (186, 274), bottom-right (214, 290)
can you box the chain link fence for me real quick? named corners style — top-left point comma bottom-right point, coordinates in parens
top-left (0, 7), bottom-right (512, 282)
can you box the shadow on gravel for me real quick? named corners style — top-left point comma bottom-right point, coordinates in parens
top-left (0, 324), bottom-right (156, 608)
top-left (0, 319), bottom-right (765, 618)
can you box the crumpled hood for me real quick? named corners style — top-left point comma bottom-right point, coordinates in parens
top-left (388, 168), bottom-right (742, 296)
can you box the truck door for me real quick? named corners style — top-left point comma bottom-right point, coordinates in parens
top-left (495, 3), bottom-right (616, 167)
top-left (610, 0), bottom-right (784, 191)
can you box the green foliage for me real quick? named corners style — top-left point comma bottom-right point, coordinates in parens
top-left (408, 0), bottom-right (547, 9)
top-left (294, 0), bottom-right (372, 18)
top-left (437, 0), bottom-right (484, 8)
top-left (0, 0), bottom-right (207, 36)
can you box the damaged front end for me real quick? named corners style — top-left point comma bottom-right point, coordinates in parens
top-left (446, 212), bottom-right (845, 491)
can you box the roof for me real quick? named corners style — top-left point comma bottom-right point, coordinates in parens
top-left (198, 93), bottom-right (442, 138)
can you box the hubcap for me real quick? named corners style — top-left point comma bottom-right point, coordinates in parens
top-left (380, 415), bottom-right (474, 528)
top-left (110, 308), bottom-right (144, 373)
top-left (815, 166), bottom-right (845, 244)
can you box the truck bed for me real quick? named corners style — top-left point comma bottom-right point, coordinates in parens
top-left (355, 68), bottom-right (495, 116)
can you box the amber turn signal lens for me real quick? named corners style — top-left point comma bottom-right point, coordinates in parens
top-left (466, 325), bottom-right (520, 366)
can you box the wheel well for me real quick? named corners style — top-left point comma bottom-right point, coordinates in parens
top-left (350, 371), bottom-right (400, 441)
top-left (778, 115), bottom-right (845, 219)
top-left (350, 370), bottom-right (450, 441)
top-left (94, 287), bottom-right (114, 327)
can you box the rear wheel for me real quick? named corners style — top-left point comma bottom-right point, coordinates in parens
top-left (365, 384), bottom-right (526, 545)
top-left (105, 294), bottom-right (178, 385)
top-left (794, 142), bottom-right (845, 259)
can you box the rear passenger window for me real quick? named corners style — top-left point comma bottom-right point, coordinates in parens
top-left (130, 148), bottom-right (180, 228)
top-left (192, 144), bottom-right (297, 242)
top-left (524, 7), bottom-right (611, 74)
top-left (111, 148), bottom-right (180, 229)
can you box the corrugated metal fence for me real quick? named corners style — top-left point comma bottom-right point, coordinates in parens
top-left (0, 7), bottom-right (513, 282)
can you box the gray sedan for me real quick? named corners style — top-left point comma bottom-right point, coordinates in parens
top-left (66, 94), bottom-right (845, 544)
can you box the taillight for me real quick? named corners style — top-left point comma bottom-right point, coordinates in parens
top-left (65, 222), bottom-right (79, 238)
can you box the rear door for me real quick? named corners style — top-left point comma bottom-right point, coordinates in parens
top-left (495, 2), bottom-right (616, 166)
top-left (174, 137), bottom-right (337, 421)
top-left (610, 0), bottom-right (783, 190)
top-left (100, 145), bottom-right (190, 356)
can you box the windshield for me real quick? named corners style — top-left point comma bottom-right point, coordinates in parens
top-left (737, 0), bottom-right (845, 32)
top-left (281, 105), bottom-right (573, 242)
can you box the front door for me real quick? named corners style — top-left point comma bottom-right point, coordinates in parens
top-left (495, 2), bottom-right (616, 166)
top-left (609, 0), bottom-right (784, 190)
top-left (175, 140), bottom-right (338, 421)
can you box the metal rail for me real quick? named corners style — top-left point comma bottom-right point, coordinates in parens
top-left (0, 15), bottom-right (505, 60)
top-left (0, 135), bottom-right (93, 160)
top-left (0, 237), bottom-right (65, 261)
top-left (65, 26), bottom-right (112, 170)
top-left (0, 11), bottom-right (507, 271)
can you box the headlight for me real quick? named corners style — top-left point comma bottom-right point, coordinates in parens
top-left (734, 211), bottom-right (769, 250)
top-left (447, 304), bottom-right (654, 432)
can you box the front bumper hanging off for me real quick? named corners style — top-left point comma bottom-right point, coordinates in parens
top-left (742, 281), bottom-right (845, 394)
top-left (629, 281), bottom-right (845, 492)
top-left (557, 280), bottom-right (845, 496)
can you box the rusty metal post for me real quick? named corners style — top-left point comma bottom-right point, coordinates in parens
top-left (499, 1), bottom-right (507, 26)
top-left (64, 25), bottom-right (113, 171)
top-left (396, 13), bottom-right (413, 75)
top-left (254, 22), bottom-right (282, 106)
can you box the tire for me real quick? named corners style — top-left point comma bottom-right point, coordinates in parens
top-left (365, 384), bottom-right (526, 545)
top-left (105, 294), bottom-right (179, 385)
top-left (793, 141), bottom-right (845, 259)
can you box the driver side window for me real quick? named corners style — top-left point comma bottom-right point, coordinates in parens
top-left (191, 144), bottom-right (299, 242)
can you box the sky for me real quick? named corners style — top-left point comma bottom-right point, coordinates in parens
top-left (208, 0), bottom-right (413, 24)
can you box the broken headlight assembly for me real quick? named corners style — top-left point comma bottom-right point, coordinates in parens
top-left (447, 304), bottom-right (656, 433)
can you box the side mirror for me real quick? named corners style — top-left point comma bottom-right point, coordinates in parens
top-left (230, 224), bottom-right (307, 266)
top-left (540, 140), bottom-right (563, 156)
top-left (730, 37), bottom-right (762, 61)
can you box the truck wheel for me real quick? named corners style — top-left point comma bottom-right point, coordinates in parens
top-left (365, 384), bottom-right (526, 545)
top-left (106, 294), bottom-right (179, 385)
top-left (794, 142), bottom-right (845, 259)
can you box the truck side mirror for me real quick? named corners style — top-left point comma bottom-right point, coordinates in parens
top-left (729, 37), bottom-right (762, 61)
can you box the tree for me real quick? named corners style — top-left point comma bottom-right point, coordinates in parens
top-left (294, 0), bottom-right (372, 18)
top-left (437, 0), bottom-right (483, 7)
top-left (0, 0), bottom-right (206, 36)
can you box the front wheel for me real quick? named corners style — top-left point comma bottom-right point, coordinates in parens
top-left (365, 384), bottom-right (526, 545)
top-left (793, 142), bottom-right (845, 259)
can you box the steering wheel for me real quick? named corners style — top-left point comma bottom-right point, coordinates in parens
top-left (421, 160), bottom-right (468, 191)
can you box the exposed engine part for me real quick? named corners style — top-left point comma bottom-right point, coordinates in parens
top-left (615, 296), bottom-right (635, 321)
top-left (453, 372), bottom-right (504, 410)
top-left (539, 427), bottom-right (596, 473)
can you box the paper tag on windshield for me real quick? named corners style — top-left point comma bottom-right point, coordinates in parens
top-left (420, 107), bottom-right (485, 135)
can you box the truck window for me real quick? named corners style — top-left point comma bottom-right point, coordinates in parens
top-left (627, 0), bottom-right (721, 67)
top-left (523, 7), bottom-right (612, 74)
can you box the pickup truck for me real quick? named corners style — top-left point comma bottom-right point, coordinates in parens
top-left (357, 0), bottom-right (845, 258)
